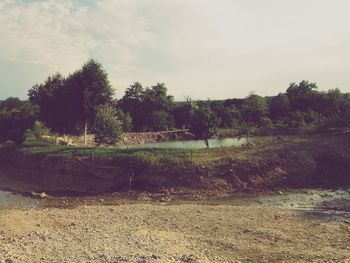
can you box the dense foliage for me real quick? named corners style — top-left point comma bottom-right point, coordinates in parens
top-left (0, 97), bottom-right (37, 144)
top-left (28, 59), bottom-right (114, 145)
top-left (1, 58), bottom-right (350, 146)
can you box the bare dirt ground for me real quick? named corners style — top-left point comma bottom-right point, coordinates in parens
top-left (1, 194), bottom-right (350, 263)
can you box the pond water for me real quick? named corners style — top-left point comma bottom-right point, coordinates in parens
top-left (120, 137), bottom-right (248, 150)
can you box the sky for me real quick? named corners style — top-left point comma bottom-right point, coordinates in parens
top-left (0, 0), bottom-right (350, 100)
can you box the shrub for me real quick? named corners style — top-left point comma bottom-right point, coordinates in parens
top-left (31, 121), bottom-right (50, 139)
top-left (94, 105), bottom-right (123, 146)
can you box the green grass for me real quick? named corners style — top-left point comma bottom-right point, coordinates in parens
top-left (0, 134), bottom-right (309, 170)
top-left (9, 137), bottom-right (255, 166)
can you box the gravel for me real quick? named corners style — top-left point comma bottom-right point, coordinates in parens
top-left (0, 202), bottom-right (349, 263)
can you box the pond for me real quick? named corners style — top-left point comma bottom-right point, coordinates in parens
top-left (120, 137), bottom-right (248, 150)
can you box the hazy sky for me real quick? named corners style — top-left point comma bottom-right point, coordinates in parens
top-left (0, 0), bottom-right (349, 100)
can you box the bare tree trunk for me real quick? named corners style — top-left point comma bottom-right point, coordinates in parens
top-left (84, 121), bottom-right (88, 147)
top-left (205, 139), bottom-right (209, 148)
top-left (55, 134), bottom-right (58, 145)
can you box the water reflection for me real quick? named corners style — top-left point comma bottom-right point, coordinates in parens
top-left (121, 137), bottom-right (247, 149)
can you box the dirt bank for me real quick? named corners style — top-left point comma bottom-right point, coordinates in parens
top-left (0, 134), bottom-right (349, 195)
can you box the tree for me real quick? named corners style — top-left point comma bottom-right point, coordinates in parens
top-left (241, 93), bottom-right (268, 124)
top-left (171, 98), bottom-right (193, 129)
top-left (143, 83), bottom-right (174, 112)
top-left (236, 122), bottom-right (257, 145)
top-left (268, 93), bottom-right (290, 120)
top-left (119, 82), bottom-right (174, 131)
top-left (210, 100), bottom-right (239, 128)
top-left (117, 109), bottom-right (133, 132)
top-left (119, 82), bottom-right (145, 131)
top-left (145, 110), bottom-right (175, 131)
top-left (0, 98), bottom-right (37, 144)
top-left (67, 59), bottom-right (114, 146)
top-left (286, 80), bottom-right (318, 112)
top-left (94, 105), bottom-right (122, 146)
top-left (28, 73), bottom-right (73, 141)
top-left (189, 104), bottom-right (221, 148)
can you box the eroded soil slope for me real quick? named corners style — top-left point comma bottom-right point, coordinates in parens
top-left (0, 134), bottom-right (349, 195)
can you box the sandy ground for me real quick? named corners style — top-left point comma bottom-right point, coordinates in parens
top-left (0, 199), bottom-right (350, 263)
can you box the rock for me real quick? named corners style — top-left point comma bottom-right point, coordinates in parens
top-left (151, 254), bottom-right (160, 259)
top-left (278, 191), bottom-right (283, 195)
top-left (30, 191), bottom-right (47, 199)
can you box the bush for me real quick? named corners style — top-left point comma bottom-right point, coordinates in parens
top-left (31, 121), bottom-right (50, 139)
top-left (0, 98), bottom-right (37, 144)
top-left (94, 105), bottom-right (123, 146)
top-left (289, 110), bottom-right (325, 133)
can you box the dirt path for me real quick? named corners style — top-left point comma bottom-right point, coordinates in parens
top-left (1, 199), bottom-right (350, 263)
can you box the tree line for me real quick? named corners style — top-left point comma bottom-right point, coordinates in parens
top-left (1, 59), bottom-right (350, 146)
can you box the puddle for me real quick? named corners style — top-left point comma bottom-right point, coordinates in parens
top-left (213, 188), bottom-right (350, 214)
top-left (0, 190), bottom-right (41, 208)
top-left (1, 188), bottom-right (350, 213)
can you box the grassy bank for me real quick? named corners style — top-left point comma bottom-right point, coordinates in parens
top-left (3, 135), bottom-right (300, 164)
top-left (0, 134), bottom-right (349, 195)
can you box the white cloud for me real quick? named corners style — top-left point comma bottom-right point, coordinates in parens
top-left (0, 0), bottom-right (350, 99)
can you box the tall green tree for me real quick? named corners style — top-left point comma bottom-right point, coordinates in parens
top-left (119, 82), bottom-right (174, 131)
top-left (119, 82), bottom-right (145, 131)
top-left (28, 73), bottom-right (71, 139)
top-left (67, 59), bottom-right (114, 146)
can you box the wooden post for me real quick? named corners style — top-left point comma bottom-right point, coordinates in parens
top-left (129, 173), bottom-right (134, 190)
top-left (84, 121), bottom-right (88, 147)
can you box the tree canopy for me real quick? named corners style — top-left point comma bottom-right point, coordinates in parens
top-left (3, 56), bottom-right (350, 147)
top-left (0, 97), bottom-right (37, 144)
